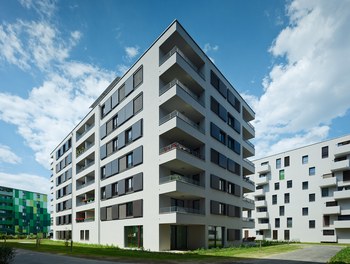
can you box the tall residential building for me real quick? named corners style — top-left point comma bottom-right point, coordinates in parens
top-left (245, 134), bottom-right (350, 243)
top-left (0, 186), bottom-right (50, 236)
top-left (50, 20), bottom-right (255, 251)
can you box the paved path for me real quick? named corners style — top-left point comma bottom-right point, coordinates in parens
top-left (237, 245), bottom-right (343, 264)
top-left (13, 249), bottom-right (129, 264)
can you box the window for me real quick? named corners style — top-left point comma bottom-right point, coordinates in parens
top-left (309, 167), bottom-right (316, 176)
top-left (219, 203), bottom-right (226, 215)
top-left (126, 128), bottom-right (132, 144)
top-left (227, 136), bottom-right (241, 155)
top-left (126, 177), bottom-right (133, 192)
top-left (101, 167), bottom-right (106, 179)
top-left (302, 155), bottom-right (308, 164)
top-left (284, 230), bottom-right (290, 240)
top-left (101, 187), bottom-right (106, 200)
top-left (272, 195), bottom-right (277, 205)
top-left (279, 206), bottom-right (285, 216)
top-left (309, 220), bottom-right (316, 229)
top-left (276, 158), bottom-right (281, 169)
top-left (126, 202), bottom-right (133, 217)
top-left (275, 182), bottom-right (280, 190)
top-left (275, 218), bottom-right (280, 228)
top-left (106, 206), bottom-right (112, 220)
top-left (133, 67), bottom-right (143, 88)
top-left (210, 97), bottom-right (219, 115)
top-left (322, 146), bottom-right (329, 158)
top-left (133, 93), bottom-right (143, 113)
top-left (113, 115), bottom-right (118, 129)
top-left (279, 170), bottom-right (285, 180)
top-left (125, 226), bottom-right (143, 248)
top-left (85, 230), bottom-right (89, 241)
top-left (219, 130), bottom-right (226, 144)
top-left (227, 114), bottom-right (240, 134)
top-left (127, 153), bottom-right (133, 168)
top-left (80, 230), bottom-right (84, 240)
top-left (302, 181), bottom-right (308, 190)
top-left (284, 193), bottom-right (290, 204)
top-left (322, 187), bottom-right (329, 197)
top-left (284, 156), bottom-right (290, 167)
top-left (112, 182), bottom-right (118, 196)
top-left (287, 217), bottom-right (292, 228)
top-left (113, 138), bottom-right (118, 151)
top-left (287, 180), bottom-right (292, 188)
top-left (273, 230), bottom-right (278, 240)
top-left (101, 105), bottom-right (106, 118)
top-left (302, 207), bottom-right (308, 216)
top-left (309, 193), bottom-right (315, 202)
top-left (219, 179), bottom-right (226, 191)
top-left (118, 84), bottom-right (126, 102)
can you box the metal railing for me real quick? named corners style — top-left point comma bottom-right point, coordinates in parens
top-left (242, 217), bottom-right (255, 222)
top-left (243, 176), bottom-right (255, 186)
top-left (244, 139), bottom-right (255, 149)
top-left (246, 121), bottom-right (255, 131)
top-left (76, 160), bottom-right (95, 174)
top-left (76, 180), bottom-right (95, 190)
top-left (159, 206), bottom-right (204, 215)
top-left (76, 142), bottom-right (94, 158)
top-left (159, 110), bottom-right (205, 134)
top-left (160, 46), bottom-right (205, 80)
top-left (160, 174), bottom-right (204, 187)
top-left (244, 158), bottom-right (255, 168)
top-left (159, 79), bottom-right (204, 106)
top-left (76, 199), bottom-right (95, 207)
top-left (76, 217), bottom-right (95, 223)
top-left (76, 124), bottom-right (94, 142)
top-left (243, 197), bottom-right (255, 204)
top-left (159, 142), bottom-right (205, 160)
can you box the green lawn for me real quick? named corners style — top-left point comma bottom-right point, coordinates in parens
top-left (2, 239), bottom-right (303, 263)
top-left (328, 246), bottom-right (350, 264)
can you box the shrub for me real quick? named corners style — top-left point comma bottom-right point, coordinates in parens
top-left (0, 243), bottom-right (16, 264)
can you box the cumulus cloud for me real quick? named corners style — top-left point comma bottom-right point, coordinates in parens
top-left (251, 0), bottom-right (350, 158)
top-left (0, 145), bottom-right (22, 164)
top-left (124, 46), bottom-right (140, 61)
top-left (203, 43), bottom-right (219, 53)
top-left (0, 172), bottom-right (50, 195)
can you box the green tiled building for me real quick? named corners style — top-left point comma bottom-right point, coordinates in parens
top-left (0, 186), bottom-right (50, 236)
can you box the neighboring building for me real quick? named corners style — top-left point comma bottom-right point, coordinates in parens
top-left (50, 20), bottom-right (255, 251)
top-left (245, 135), bottom-right (350, 243)
top-left (0, 186), bottom-right (50, 236)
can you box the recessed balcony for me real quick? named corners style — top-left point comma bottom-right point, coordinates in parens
top-left (334, 189), bottom-right (350, 200)
top-left (76, 114), bottom-right (95, 143)
top-left (242, 123), bottom-right (254, 141)
top-left (243, 159), bottom-right (255, 176)
top-left (76, 171), bottom-right (95, 191)
top-left (76, 134), bottom-right (95, 160)
top-left (242, 105), bottom-right (255, 123)
top-left (76, 153), bottom-right (95, 175)
top-left (76, 209), bottom-right (95, 223)
top-left (323, 205), bottom-right (340, 215)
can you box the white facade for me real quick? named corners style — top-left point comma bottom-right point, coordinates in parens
top-left (245, 135), bottom-right (350, 243)
top-left (50, 20), bottom-right (255, 251)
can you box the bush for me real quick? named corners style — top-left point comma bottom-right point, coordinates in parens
top-left (0, 243), bottom-right (16, 264)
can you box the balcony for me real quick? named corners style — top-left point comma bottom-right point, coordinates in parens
top-left (334, 141), bottom-right (350, 157)
top-left (76, 134), bottom-right (95, 159)
top-left (321, 234), bottom-right (337, 243)
top-left (242, 217), bottom-right (255, 229)
top-left (331, 159), bottom-right (350, 172)
top-left (242, 197), bottom-right (255, 210)
top-left (160, 110), bottom-right (204, 135)
top-left (159, 206), bottom-right (206, 225)
top-left (255, 176), bottom-right (269, 186)
top-left (255, 200), bottom-right (267, 207)
top-left (160, 45), bottom-right (205, 80)
top-left (256, 163), bottom-right (271, 174)
top-left (334, 220), bottom-right (350, 229)
top-left (242, 105), bottom-right (255, 123)
top-left (76, 171), bottom-right (95, 191)
top-left (334, 189), bottom-right (350, 200)
top-left (256, 211), bottom-right (269, 218)
top-left (242, 123), bottom-right (254, 141)
top-left (256, 223), bottom-right (270, 230)
top-left (76, 209), bottom-right (95, 223)
top-left (76, 114), bottom-right (95, 142)
top-left (254, 189), bottom-right (265, 197)
top-left (319, 176), bottom-right (337, 187)
top-left (159, 174), bottom-right (205, 199)
top-left (243, 159), bottom-right (255, 176)
top-left (76, 153), bottom-right (95, 175)
top-left (323, 205), bottom-right (340, 215)
top-left (243, 140), bottom-right (255, 159)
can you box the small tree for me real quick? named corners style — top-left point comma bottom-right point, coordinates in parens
top-left (0, 243), bottom-right (16, 264)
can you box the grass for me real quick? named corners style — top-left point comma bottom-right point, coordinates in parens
top-left (2, 239), bottom-right (302, 263)
top-left (328, 247), bottom-right (350, 264)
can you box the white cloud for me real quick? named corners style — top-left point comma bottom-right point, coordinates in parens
top-left (116, 64), bottom-right (129, 76)
top-left (0, 172), bottom-right (50, 196)
top-left (124, 46), bottom-right (140, 61)
top-left (251, 0), bottom-right (350, 158)
top-left (19, 0), bottom-right (56, 19)
top-left (203, 43), bottom-right (219, 53)
top-left (0, 145), bottom-right (22, 164)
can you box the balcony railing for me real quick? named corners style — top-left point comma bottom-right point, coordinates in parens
top-left (76, 217), bottom-right (95, 223)
top-left (76, 160), bottom-right (95, 174)
top-left (244, 158), bottom-right (255, 168)
top-left (160, 46), bottom-right (205, 80)
top-left (243, 176), bottom-right (255, 186)
top-left (159, 206), bottom-right (204, 215)
top-left (76, 124), bottom-right (94, 142)
top-left (244, 139), bottom-right (255, 149)
top-left (76, 142), bottom-right (94, 158)
top-left (243, 197), bottom-right (255, 204)
top-left (159, 79), bottom-right (204, 106)
top-left (160, 142), bottom-right (205, 160)
top-left (159, 110), bottom-right (205, 134)
top-left (246, 121), bottom-right (255, 131)
top-left (242, 217), bottom-right (255, 222)
top-left (76, 180), bottom-right (95, 190)
top-left (76, 198), bottom-right (95, 207)
top-left (160, 174), bottom-right (204, 187)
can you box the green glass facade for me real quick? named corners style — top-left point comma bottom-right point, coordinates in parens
top-left (0, 186), bottom-right (50, 235)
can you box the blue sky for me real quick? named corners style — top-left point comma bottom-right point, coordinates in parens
top-left (0, 0), bottom-right (349, 195)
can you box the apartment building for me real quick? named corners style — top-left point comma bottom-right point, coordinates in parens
top-left (0, 186), bottom-right (50, 236)
top-left (245, 135), bottom-right (350, 243)
top-left (50, 20), bottom-right (255, 251)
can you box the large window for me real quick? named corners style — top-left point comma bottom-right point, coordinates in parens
top-left (287, 217), bottom-right (293, 228)
top-left (133, 67), bottom-right (143, 88)
top-left (125, 226), bottom-right (143, 248)
top-left (276, 158), bottom-right (281, 169)
top-left (208, 226), bottom-right (223, 248)
top-left (275, 218), bottom-right (280, 228)
top-left (272, 195), bottom-right (277, 205)
top-left (322, 146), bottom-right (329, 158)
